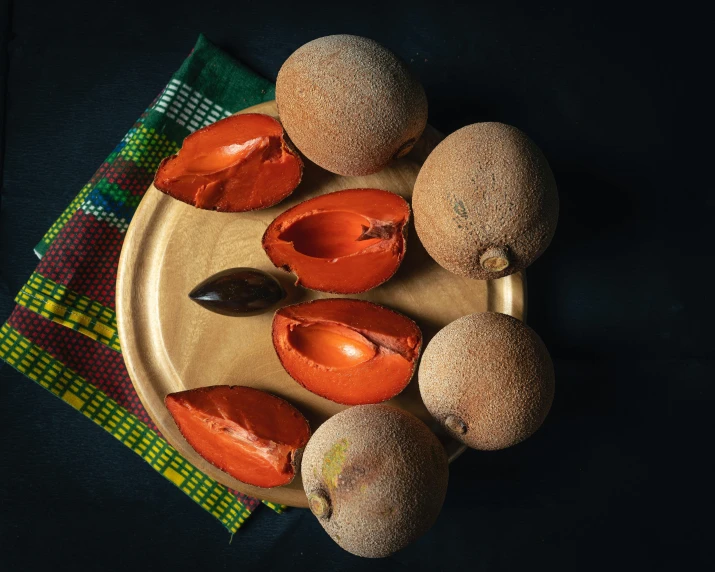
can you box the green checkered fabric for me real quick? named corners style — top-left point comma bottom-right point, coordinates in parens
top-left (2, 34), bottom-right (289, 534)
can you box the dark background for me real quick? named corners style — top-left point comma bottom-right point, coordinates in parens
top-left (0, 1), bottom-right (710, 570)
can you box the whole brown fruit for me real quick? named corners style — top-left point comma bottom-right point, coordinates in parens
top-left (412, 122), bottom-right (559, 280)
top-left (276, 35), bottom-right (428, 176)
top-left (302, 405), bottom-right (448, 558)
top-left (419, 312), bottom-right (554, 450)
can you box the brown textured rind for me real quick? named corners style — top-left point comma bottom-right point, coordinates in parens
top-left (418, 312), bottom-right (555, 450)
top-left (412, 122), bottom-right (559, 280)
top-left (302, 405), bottom-right (449, 558)
top-left (276, 35), bottom-right (428, 176)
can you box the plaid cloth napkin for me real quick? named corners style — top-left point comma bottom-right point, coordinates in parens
top-left (0, 34), bottom-right (287, 534)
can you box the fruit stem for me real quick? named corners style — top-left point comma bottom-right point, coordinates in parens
top-left (480, 247), bottom-right (510, 273)
top-left (445, 415), bottom-right (467, 435)
top-left (308, 491), bottom-right (332, 519)
top-left (393, 138), bottom-right (417, 160)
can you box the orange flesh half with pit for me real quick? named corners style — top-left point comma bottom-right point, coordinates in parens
top-left (261, 188), bottom-right (410, 293)
top-left (272, 299), bottom-right (422, 405)
top-left (154, 113), bottom-right (302, 212)
top-left (165, 386), bottom-right (310, 488)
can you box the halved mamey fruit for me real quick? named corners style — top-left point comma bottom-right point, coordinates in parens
top-left (272, 299), bottom-right (421, 405)
top-left (165, 386), bottom-right (310, 488)
top-left (154, 113), bottom-right (302, 212)
top-left (262, 188), bottom-right (410, 293)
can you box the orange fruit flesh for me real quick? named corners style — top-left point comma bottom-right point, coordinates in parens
top-left (262, 188), bottom-right (409, 294)
top-left (273, 299), bottom-right (422, 405)
top-left (165, 386), bottom-right (310, 488)
top-left (154, 113), bottom-right (302, 212)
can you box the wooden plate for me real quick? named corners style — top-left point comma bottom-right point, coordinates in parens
top-left (116, 101), bottom-right (526, 508)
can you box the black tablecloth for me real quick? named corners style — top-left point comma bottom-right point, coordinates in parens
top-left (0, 1), bottom-right (709, 570)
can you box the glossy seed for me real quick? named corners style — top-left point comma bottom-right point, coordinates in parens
top-left (189, 268), bottom-right (286, 316)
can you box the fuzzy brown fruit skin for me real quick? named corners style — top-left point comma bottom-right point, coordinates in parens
top-left (276, 35), bottom-right (428, 176)
top-left (302, 405), bottom-right (449, 558)
top-left (419, 312), bottom-right (555, 451)
top-left (412, 122), bottom-right (559, 280)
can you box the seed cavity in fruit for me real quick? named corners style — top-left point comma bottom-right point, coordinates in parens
top-left (287, 323), bottom-right (377, 369)
top-left (262, 189), bottom-right (410, 294)
top-left (277, 211), bottom-right (391, 259)
top-left (273, 299), bottom-right (422, 405)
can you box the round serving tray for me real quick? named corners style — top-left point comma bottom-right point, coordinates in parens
top-left (116, 100), bottom-right (526, 507)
